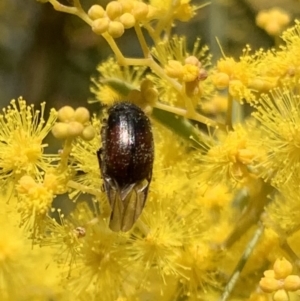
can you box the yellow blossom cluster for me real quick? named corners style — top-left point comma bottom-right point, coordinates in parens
top-left (3, 1), bottom-right (300, 301)
top-left (250, 87), bottom-right (300, 187)
top-left (210, 46), bottom-right (278, 104)
top-left (0, 98), bottom-right (58, 183)
top-left (16, 175), bottom-right (55, 234)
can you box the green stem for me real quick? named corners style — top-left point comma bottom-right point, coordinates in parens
top-left (48, 0), bottom-right (93, 26)
top-left (218, 225), bottom-right (264, 301)
top-left (134, 24), bottom-right (151, 58)
top-left (154, 102), bottom-right (226, 130)
top-left (58, 138), bottom-right (73, 171)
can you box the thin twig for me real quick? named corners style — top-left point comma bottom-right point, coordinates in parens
top-left (218, 224), bottom-right (264, 301)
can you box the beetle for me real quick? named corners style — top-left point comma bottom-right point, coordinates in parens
top-left (97, 102), bottom-right (154, 232)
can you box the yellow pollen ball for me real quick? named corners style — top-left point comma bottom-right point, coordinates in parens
top-left (182, 64), bottom-right (199, 82)
top-left (74, 107), bottom-right (90, 124)
top-left (273, 289), bottom-right (289, 301)
top-left (119, 12), bottom-right (136, 28)
top-left (58, 106), bottom-right (75, 122)
top-left (51, 122), bottom-right (69, 140)
top-left (265, 21), bottom-right (281, 36)
top-left (212, 72), bottom-right (230, 89)
top-left (106, 1), bottom-right (123, 20)
top-left (256, 11), bottom-right (269, 27)
top-left (165, 60), bottom-right (184, 78)
top-left (283, 275), bottom-right (300, 291)
top-left (144, 88), bottom-right (158, 105)
top-left (17, 175), bottom-right (37, 194)
top-left (185, 55), bottom-right (201, 67)
top-left (107, 21), bottom-right (125, 38)
top-left (140, 78), bottom-right (154, 91)
top-left (92, 18), bottom-right (110, 35)
top-left (67, 121), bottom-right (84, 137)
top-left (118, 0), bottom-right (134, 13)
top-left (259, 277), bottom-right (281, 293)
top-left (81, 125), bottom-right (96, 141)
top-left (132, 2), bottom-right (149, 20)
top-left (88, 5), bottom-right (105, 20)
top-left (273, 258), bottom-right (293, 279)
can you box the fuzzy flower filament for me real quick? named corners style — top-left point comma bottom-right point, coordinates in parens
top-left (0, 98), bottom-right (57, 183)
top-left (251, 87), bottom-right (300, 187)
top-left (16, 175), bottom-right (55, 235)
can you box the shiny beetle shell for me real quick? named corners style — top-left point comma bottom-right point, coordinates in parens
top-left (97, 102), bottom-right (154, 232)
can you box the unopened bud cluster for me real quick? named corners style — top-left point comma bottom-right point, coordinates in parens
top-left (256, 8), bottom-right (290, 36)
top-left (165, 56), bottom-right (208, 97)
top-left (259, 257), bottom-right (300, 301)
top-left (52, 106), bottom-right (95, 141)
top-left (89, 0), bottom-right (157, 38)
top-left (128, 79), bottom-right (158, 109)
top-left (165, 56), bottom-right (207, 82)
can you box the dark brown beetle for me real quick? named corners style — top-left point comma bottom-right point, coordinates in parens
top-left (97, 102), bottom-right (154, 232)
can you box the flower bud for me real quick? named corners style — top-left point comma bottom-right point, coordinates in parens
top-left (212, 72), bottom-right (230, 89)
top-left (81, 125), bottom-right (96, 141)
top-left (283, 275), bottom-right (300, 291)
top-left (52, 122), bottom-right (69, 140)
top-left (67, 121), bottom-right (84, 137)
top-left (259, 277), bottom-right (281, 293)
top-left (119, 13), bottom-right (136, 28)
top-left (132, 2), bottom-right (149, 20)
top-left (256, 12), bottom-right (269, 27)
top-left (17, 175), bottom-right (36, 194)
top-left (273, 258), bottom-right (293, 279)
top-left (58, 106), bottom-right (74, 122)
top-left (265, 21), bottom-right (281, 36)
top-left (144, 88), bottom-right (158, 105)
top-left (88, 5), bottom-right (105, 20)
top-left (74, 107), bottom-right (90, 124)
top-left (118, 0), bottom-right (134, 13)
top-left (140, 78), bottom-right (154, 91)
top-left (185, 55), bottom-right (201, 67)
top-left (165, 60), bottom-right (183, 78)
top-left (92, 18), bottom-right (110, 35)
top-left (273, 289), bottom-right (289, 301)
top-left (108, 21), bottom-right (125, 38)
top-left (106, 1), bottom-right (123, 20)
